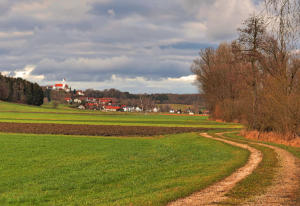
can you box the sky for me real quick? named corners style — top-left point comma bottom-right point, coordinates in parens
top-left (0, 0), bottom-right (262, 94)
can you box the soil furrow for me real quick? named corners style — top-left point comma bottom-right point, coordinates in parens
top-left (0, 122), bottom-right (210, 136)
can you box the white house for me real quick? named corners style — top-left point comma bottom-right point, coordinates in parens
top-left (74, 98), bottom-right (82, 104)
top-left (153, 107), bottom-right (159, 113)
top-left (135, 107), bottom-right (142, 112)
top-left (78, 105), bottom-right (85, 110)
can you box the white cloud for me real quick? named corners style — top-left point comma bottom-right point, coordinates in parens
top-left (10, 0), bottom-right (94, 22)
top-left (182, 0), bottom-right (258, 41)
top-left (12, 65), bottom-right (45, 82)
top-left (0, 0), bottom-right (266, 93)
top-left (206, 0), bottom-right (257, 41)
top-left (167, 75), bottom-right (196, 82)
top-left (183, 22), bottom-right (207, 40)
top-left (47, 74), bottom-right (198, 94)
top-left (0, 71), bottom-right (12, 76)
top-left (107, 9), bottom-right (115, 17)
top-left (0, 31), bottom-right (34, 38)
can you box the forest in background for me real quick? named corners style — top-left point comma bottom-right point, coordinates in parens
top-left (0, 72), bottom-right (203, 110)
top-left (193, 0), bottom-right (300, 138)
top-left (0, 73), bottom-right (44, 106)
top-left (84, 88), bottom-right (202, 105)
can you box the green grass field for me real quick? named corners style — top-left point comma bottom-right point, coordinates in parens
top-left (0, 101), bottom-right (248, 205)
top-left (7, 101), bottom-right (300, 205)
top-left (0, 101), bottom-right (241, 128)
top-left (0, 132), bottom-right (249, 206)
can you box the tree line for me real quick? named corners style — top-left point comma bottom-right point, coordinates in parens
top-left (83, 88), bottom-right (202, 105)
top-left (193, 0), bottom-right (300, 138)
top-left (0, 73), bottom-right (44, 106)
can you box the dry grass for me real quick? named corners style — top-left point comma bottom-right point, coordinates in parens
top-left (241, 130), bottom-right (300, 147)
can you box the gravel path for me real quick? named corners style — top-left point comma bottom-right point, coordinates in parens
top-left (168, 133), bottom-right (263, 206)
top-left (168, 132), bottom-right (300, 206)
top-left (242, 143), bottom-right (300, 205)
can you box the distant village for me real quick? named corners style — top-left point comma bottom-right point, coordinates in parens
top-left (46, 79), bottom-right (208, 115)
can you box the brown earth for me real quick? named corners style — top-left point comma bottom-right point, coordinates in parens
top-left (0, 122), bottom-right (210, 136)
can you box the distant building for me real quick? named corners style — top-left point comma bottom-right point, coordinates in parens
top-left (50, 79), bottom-right (70, 92)
top-left (76, 90), bottom-right (84, 96)
top-left (123, 106), bottom-right (135, 112)
top-left (65, 97), bottom-right (72, 103)
top-left (99, 98), bottom-right (113, 105)
top-left (153, 107), bottom-right (159, 113)
top-left (104, 105), bottom-right (121, 112)
top-left (135, 107), bottom-right (142, 112)
top-left (73, 98), bottom-right (82, 104)
top-left (78, 105), bottom-right (85, 110)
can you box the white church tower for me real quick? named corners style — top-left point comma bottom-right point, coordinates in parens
top-left (62, 78), bottom-right (66, 88)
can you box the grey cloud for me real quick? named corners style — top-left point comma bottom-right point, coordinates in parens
top-left (33, 55), bottom-right (191, 82)
top-left (160, 42), bottom-right (217, 50)
top-left (0, 16), bottom-right (43, 31)
top-left (0, 0), bottom-right (262, 93)
top-left (90, 1), bottom-right (150, 17)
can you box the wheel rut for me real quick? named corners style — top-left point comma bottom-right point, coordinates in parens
top-left (242, 143), bottom-right (300, 205)
top-left (168, 133), bottom-right (263, 206)
top-left (168, 132), bottom-right (300, 206)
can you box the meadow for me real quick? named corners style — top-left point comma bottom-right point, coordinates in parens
top-left (0, 133), bottom-right (248, 206)
top-left (0, 101), bottom-right (241, 128)
top-left (0, 101), bottom-right (248, 205)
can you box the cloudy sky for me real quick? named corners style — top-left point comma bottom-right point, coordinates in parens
top-left (0, 0), bottom-right (262, 93)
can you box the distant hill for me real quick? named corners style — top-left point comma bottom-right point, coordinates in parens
top-left (0, 73), bottom-right (44, 106)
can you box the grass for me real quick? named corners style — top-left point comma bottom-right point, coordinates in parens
top-left (223, 146), bottom-right (278, 205)
top-left (0, 101), bottom-right (78, 113)
top-left (218, 133), bottom-right (279, 205)
top-left (0, 132), bottom-right (249, 206)
top-left (218, 132), bottom-right (300, 204)
top-left (156, 104), bottom-right (193, 111)
top-left (0, 101), bottom-right (242, 128)
top-left (4, 101), bottom-right (297, 205)
top-left (205, 132), bottom-right (281, 205)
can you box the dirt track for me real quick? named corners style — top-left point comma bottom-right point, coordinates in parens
top-left (168, 133), bottom-right (300, 206)
top-left (0, 122), bottom-right (209, 136)
top-left (168, 133), bottom-right (263, 206)
top-left (243, 143), bottom-right (300, 205)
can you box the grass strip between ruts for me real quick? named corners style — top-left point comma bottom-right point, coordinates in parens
top-left (225, 133), bottom-right (300, 204)
top-left (207, 132), bottom-right (279, 205)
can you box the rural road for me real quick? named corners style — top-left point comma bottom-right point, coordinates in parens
top-left (168, 132), bottom-right (300, 206)
top-left (168, 132), bottom-right (263, 206)
top-left (243, 142), bottom-right (300, 205)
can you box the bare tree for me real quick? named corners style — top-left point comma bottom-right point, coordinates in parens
top-left (264, 0), bottom-right (300, 51)
top-left (238, 15), bottom-right (267, 129)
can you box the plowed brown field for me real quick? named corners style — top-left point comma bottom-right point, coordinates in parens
top-left (0, 122), bottom-right (210, 136)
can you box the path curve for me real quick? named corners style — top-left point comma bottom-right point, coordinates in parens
top-left (168, 133), bottom-right (263, 206)
top-left (242, 142), bottom-right (300, 205)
